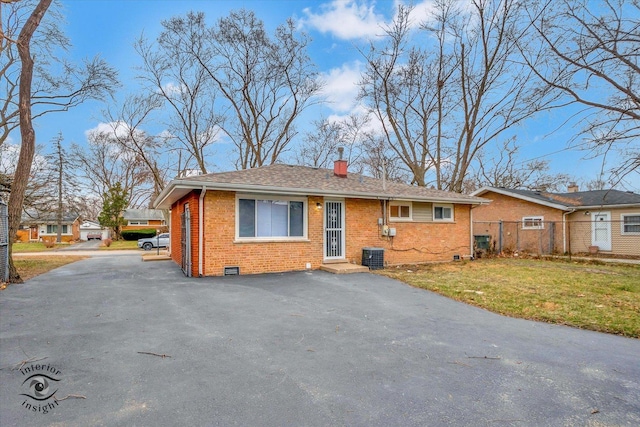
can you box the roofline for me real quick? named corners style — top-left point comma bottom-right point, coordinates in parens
top-left (578, 204), bottom-right (640, 210)
top-left (154, 180), bottom-right (487, 209)
top-left (470, 186), bottom-right (572, 211)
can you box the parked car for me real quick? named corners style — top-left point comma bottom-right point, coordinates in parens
top-left (86, 233), bottom-right (102, 241)
top-left (137, 233), bottom-right (170, 250)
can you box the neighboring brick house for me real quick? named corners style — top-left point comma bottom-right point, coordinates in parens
top-left (154, 162), bottom-right (487, 277)
top-left (18, 212), bottom-right (80, 242)
top-left (121, 209), bottom-right (166, 231)
top-left (471, 186), bottom-right (640, 256)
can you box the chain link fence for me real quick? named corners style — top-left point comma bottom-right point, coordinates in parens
top-left (473, 220), bottom-right (640, 259)
top-left (1, 201), bottom-right (8, 283)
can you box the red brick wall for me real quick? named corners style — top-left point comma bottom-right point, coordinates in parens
top-left (170, 191), bottom-right (474, 276)
top-left (170, 191), bottom-right (201, 277)
top-left (472, 190), bottom-right (565, 253)
top-left (201, 192), bottom-right (325, 276)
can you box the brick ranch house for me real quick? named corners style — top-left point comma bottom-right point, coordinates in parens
top-left (153, 162), bottom-right (487, 277)
top-left (121, 209), bottom-right (166, 231)
top-left (471, 185), bottom-right (640, 256)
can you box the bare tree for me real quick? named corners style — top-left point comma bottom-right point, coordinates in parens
top-left (162, 10), bottom-right (322, 169)
top-left (99, 94), bottom-right (169, 201)
top-left (524, 0), bottom-right (640, 184)
top-left (72, 131), bottom-right (153, 210)
top-left (294, 114), bottom-right (368, 169)
top-left (3, 0), bottom-right (118, 283)
top-left (468, 138), bottom-right (571, 192)
top-left (0, 0), bottom-right (119, 147)
top-left (135, 23), bottom-right (224, 175)
top-left (359, 1), bottom-right (555, 191)
top-left (6, 0), bottom-right (53, 283)
top-left (45, 132), bottom-right (78, 242)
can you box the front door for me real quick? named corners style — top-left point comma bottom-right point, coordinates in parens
top-left (324, 200), bottom-right (345, 260)
top-left (30, 226), bottom-right (38, 241)
top-left (592, 212), bottom-right (611, 251)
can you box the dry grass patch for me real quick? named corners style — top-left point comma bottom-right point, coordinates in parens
top-left (13, 256), bottom-right (87, 282)
top-left (378, 258), bottom-right (640, 338)
top-left (99, 240), bottom-right (139, 250)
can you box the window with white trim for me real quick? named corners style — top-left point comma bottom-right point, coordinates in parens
top-left (237, 196), bottom-right (306, 239)
top-left (46, 224), bottom-right (68, 234)
top-left (621, 214), bottom-right (640, 235)
top-left (128, 220), bottom-right (149, 225)
top-left (433, 204), bottom-right (453, 221)
top-left (389, 202), bottom-right (412, 220)
top-left (522, 216), bottom-right (544, 229)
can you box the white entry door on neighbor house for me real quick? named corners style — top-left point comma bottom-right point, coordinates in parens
top-left (324, 200), bottom-right (345, 260)
top-left (592, 212), bottom-right (612, 251)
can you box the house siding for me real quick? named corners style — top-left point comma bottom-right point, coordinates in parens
top-left (202, 192), bottom-right (324, 276)
top-left (568, 209), bottom-right (640, 255)
top-left (168, 190), bottom-right (474, 277)
top-left (472, 191), bottom-right (565, 253)
top-left (122, 219), bottom-right (165, 231)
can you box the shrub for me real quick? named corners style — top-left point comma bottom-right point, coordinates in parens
top-left (121, 229), bottom-right (157, 241)
top-left (103, 238), bottom-right (113, 247)
top-left (43, 241), bottom-right (56, 248)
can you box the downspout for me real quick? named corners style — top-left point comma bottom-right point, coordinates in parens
top-left (470, 204), bottom-right (477, 259)
top-left (562, 209), bottom-right (576, 254)
top-left (199, 186), bottom-right (206, 277)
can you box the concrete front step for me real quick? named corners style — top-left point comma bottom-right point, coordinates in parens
top-left (320, 263), bottom-right (370, 274)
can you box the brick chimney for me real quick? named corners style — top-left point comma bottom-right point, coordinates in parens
top-left (567, 182), bottom-right (579, 193)
top-left (334, 147), bottom-right (347, 178)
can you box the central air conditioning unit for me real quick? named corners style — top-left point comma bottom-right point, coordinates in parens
top-left (362, 247), bottom-right (384, 270)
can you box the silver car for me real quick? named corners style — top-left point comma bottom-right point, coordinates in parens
top-left (137, 233), bottom-right (170, 250)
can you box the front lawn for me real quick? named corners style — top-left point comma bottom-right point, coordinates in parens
top-left (12, 242), bottom-right (63, 252)
top-left (99, 240), bottom-right (139, 250)
top-left (378, 258), bottom-right (640, 338)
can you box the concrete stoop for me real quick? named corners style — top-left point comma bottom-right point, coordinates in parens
top-left (141, 252), bottom-right (171, 262)
top-left (320, 263), bottom-right (370, 274)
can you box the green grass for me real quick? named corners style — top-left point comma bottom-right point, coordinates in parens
top-left (377, 258), bottom-right (640, 338)
top-left (99, 240), bottom-right (139, 250)
top-left (12, 242), bottom-right (63, 252)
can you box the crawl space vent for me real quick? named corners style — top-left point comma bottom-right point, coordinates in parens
top-left (224, 266), bottom-right (240, 276)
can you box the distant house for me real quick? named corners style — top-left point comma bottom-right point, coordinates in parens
top-left (18, 212), bottom-right (81, 242)
top-left (154, 162), bottom-right (487, 277)
top-left (121, 209), bottom-right (166, 231)
top-left (471, 185), bottom-right (640, 257)
top-left (79, 220), bottom-right (109, 241)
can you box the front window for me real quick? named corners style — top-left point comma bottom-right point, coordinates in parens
top-left (238, 196), bottom-right (306, 239)
top-left (390, 202), bottom-right (411, 220)
top-left (522, 216), bottom-right (544, 229)
top-left (46, 225), bottom-right (68, 234)
top-left (128, 220), bottom-right (149, 225)
top-left (621, 214), bottom-right (640, 235)
top-left (433, 204), bottom-right (453, 221)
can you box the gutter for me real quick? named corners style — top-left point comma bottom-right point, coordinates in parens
top-left (199, 186), bottom-right (206, 277)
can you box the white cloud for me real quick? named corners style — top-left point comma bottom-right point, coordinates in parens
top-left (85, 121), bottom-right (134, 140)
top-left (301, 0), bottom-right (437, 40)
top-left (319, 61), bottom-right (364, 113)
top-left (301, 0), bottom-right (386, 40)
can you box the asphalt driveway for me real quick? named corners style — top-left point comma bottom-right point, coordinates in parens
top-left (0, 256), bottom-right (638, 426)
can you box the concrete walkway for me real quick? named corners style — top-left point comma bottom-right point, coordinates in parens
top-left (1, 256), bottom-right (638, 426)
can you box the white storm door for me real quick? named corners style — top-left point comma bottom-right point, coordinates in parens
top-left (324, 200), bottom-right (345, 259)
top-left (592, 212), bottom-right (611, 251)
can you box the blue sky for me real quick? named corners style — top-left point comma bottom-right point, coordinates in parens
top-left (8, 0), bottom-right (638, 191)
